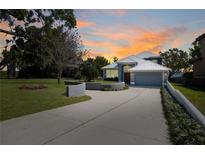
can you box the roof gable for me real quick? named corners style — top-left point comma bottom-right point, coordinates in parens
top-left (102, 63), bottom-right (118, 69)
top-left (117, 55), bottom-right (147, 64)
top-left (129, 61), bottom-right (171, 72)
top-left (135, 51), bottom-right (159, 59)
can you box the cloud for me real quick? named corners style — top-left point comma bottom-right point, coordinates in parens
top-left (82, 25), bottom-right (188, 59)
top-left (77, 20), bottom-right (96, 28)
top-left (101, 10), bottom-right (127, 17)
top-left (171, 38), bottom-right (185, 48)
top-left (76, 9), bottom-right (128, 19)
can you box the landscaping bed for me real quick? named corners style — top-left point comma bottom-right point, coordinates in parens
top-left (85, 82), bottom-right (128, 91)
top-left (160, 88), bottom-right (205, 144)
top-left (0, 79), bottom-right (91, 121)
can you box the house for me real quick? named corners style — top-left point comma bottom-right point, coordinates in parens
top-left (193, 33), bottom-right (205, 78)
top-left (189, 33), bottom-right (205, 86)
top-left (102, 51), bottom-right (171, 86)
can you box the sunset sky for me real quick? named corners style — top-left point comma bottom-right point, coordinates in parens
top-left (0, 10), bottom-right (205, 60)
top-left (75, 9), bottom-right (205, 59)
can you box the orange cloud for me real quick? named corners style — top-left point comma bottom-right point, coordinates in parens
top-left (77, 20), bottom-right (96, 28)
top-left (172, 38), bottom-right (185, 48)
top-left (83, 26), bottom-right (187, 59)
top-left (83, 40), bottom-right (120, 51)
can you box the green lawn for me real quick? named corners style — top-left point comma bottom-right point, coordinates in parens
top-left (172, 83), bottom-right (205, 115)
top-left (0, 79), bottom-right (91, 121)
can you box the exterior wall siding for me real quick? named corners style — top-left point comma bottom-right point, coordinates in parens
top-left (194, 37), bottom-right (205, 77)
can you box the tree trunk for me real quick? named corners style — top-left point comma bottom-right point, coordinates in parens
top-left (57, 70), bottom-right (62, 84)
top-left (7, 65), bottom-right (10, 78)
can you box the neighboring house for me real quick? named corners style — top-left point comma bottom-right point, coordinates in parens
top-left (170, 72), bottom-right (184, 83)
top-left (193, 33), bottom-right (205, 78)
top-left (102, 51), bottom-right (171, 86)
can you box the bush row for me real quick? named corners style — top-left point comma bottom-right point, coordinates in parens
top-left (104, 77), bottom-right (118, 81)
top-left (160, 88), bottom-right (205, 144)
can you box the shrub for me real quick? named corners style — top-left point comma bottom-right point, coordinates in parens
top-left (104, 77), bottom-right (118, 81)
top-left (80, 63), bottom-right (98, 81)
top-left (74, 71), bottom-right (82, 80)
top-left (124, 84), bottom-right (129, 90)
top-left (161, 88), bottom-right (205, 144)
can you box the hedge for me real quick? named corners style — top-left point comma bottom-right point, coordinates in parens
top-left (161, 88), bottom-right (205, 144)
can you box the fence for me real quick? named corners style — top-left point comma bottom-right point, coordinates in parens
top-left (166, 81), bottom-right (205, 127)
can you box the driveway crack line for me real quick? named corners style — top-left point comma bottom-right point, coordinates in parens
top-left (42, 90), bottom-right (145, 145)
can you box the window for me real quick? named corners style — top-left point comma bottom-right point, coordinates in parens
top-left (106, 69), bottom-right (118, 78)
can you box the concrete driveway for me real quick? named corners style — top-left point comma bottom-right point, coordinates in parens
top-left (0, 87), bottom-right (170, 145)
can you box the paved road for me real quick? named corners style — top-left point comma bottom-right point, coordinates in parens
top-left (0, 87), bottom-right (170, 145)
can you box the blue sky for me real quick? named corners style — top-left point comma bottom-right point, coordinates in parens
top-left (0, 9), bottom-right (204, 59)
top-left (74, 9), bottom-right (205, 59)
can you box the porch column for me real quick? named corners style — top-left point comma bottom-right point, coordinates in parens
top-left (102, 69), bottom-right (106, 79)
top-left (118, 64), bottom-right (124, 82)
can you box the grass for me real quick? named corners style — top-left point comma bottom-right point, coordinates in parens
top-left (172, 83), bottom-right (205, 115)
top-left (161, 88), bottom-right (205, 144)
top-left (0, 71), bottom-right (7, 78)
top-left (0, 79), bottom-right (91, 121)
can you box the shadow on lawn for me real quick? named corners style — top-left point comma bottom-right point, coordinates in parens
top-left (177, 84), bottom-right (205, 92)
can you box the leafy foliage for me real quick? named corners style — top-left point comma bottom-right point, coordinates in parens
top-left (112, 56), bottom-right (119, 62)
top-left (47, 27), bottom-right (84, 84)
top-left (189, 41), bottom-right (202, 62)
top-left (161, 88), bottom-right (205, 144)
top-left (160, 48), bottom-right (190, 72)
top-left (93, 56), bottom-right (109, 76)
top-left (104, 77), bottom-right (119, 81)
top-left (0, 9), bottom-right (78, 80)
top-left (80, 59), bottom-right (99, 81)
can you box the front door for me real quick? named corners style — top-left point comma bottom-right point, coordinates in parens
top-left (124, 72), bottom-right (130, 84)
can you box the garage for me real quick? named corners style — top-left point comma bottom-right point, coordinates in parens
top-left (129, 61), bottom-right (171, 87)
top-left (134, 72), bottom-right (162, 86)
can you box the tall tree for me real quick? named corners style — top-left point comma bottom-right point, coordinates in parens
top-left (80, 59), bottom-right (98, 82)
top-left (2, 45), bottom-right (21, 78)
top-left (160, 48), bottom-right (190, 73)
top-left (112, 56), bottom-right (118, 62)
top-left (93, 56), bottom-right (109, 77)
top-left (189, 41), bottom-right (202, 62)
top-left (0, 9), bottom-right (76, 77)
top-left (48, 27), bottom-right (84, 84)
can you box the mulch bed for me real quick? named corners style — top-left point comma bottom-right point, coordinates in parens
top-left (19, 84), bottom-right (48, 90)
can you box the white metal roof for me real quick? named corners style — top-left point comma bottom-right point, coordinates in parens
top-left (101, 63), bottom-right (118, 69)
top-left (129, 61), bottom-right (171, 72)
top-left (135, 51), bottom-right (160, 59)
top-left (117, 55), bottom-right (147, 64)
top-left (102, 51), bottom-right (165, 71)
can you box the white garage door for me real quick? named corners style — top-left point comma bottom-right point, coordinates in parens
top-left (134, 72), bottom-right (162, 86)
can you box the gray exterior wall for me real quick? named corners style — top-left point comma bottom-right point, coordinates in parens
top-left (85, 82), bottom-right (125, 90)
top-left (67, 83), bottom-right (86, 97)
top-left (194, 37), bottom-right (205, 77)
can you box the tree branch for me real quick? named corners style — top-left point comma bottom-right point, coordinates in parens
top-left (0, 29), bottom-right (17, 36)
